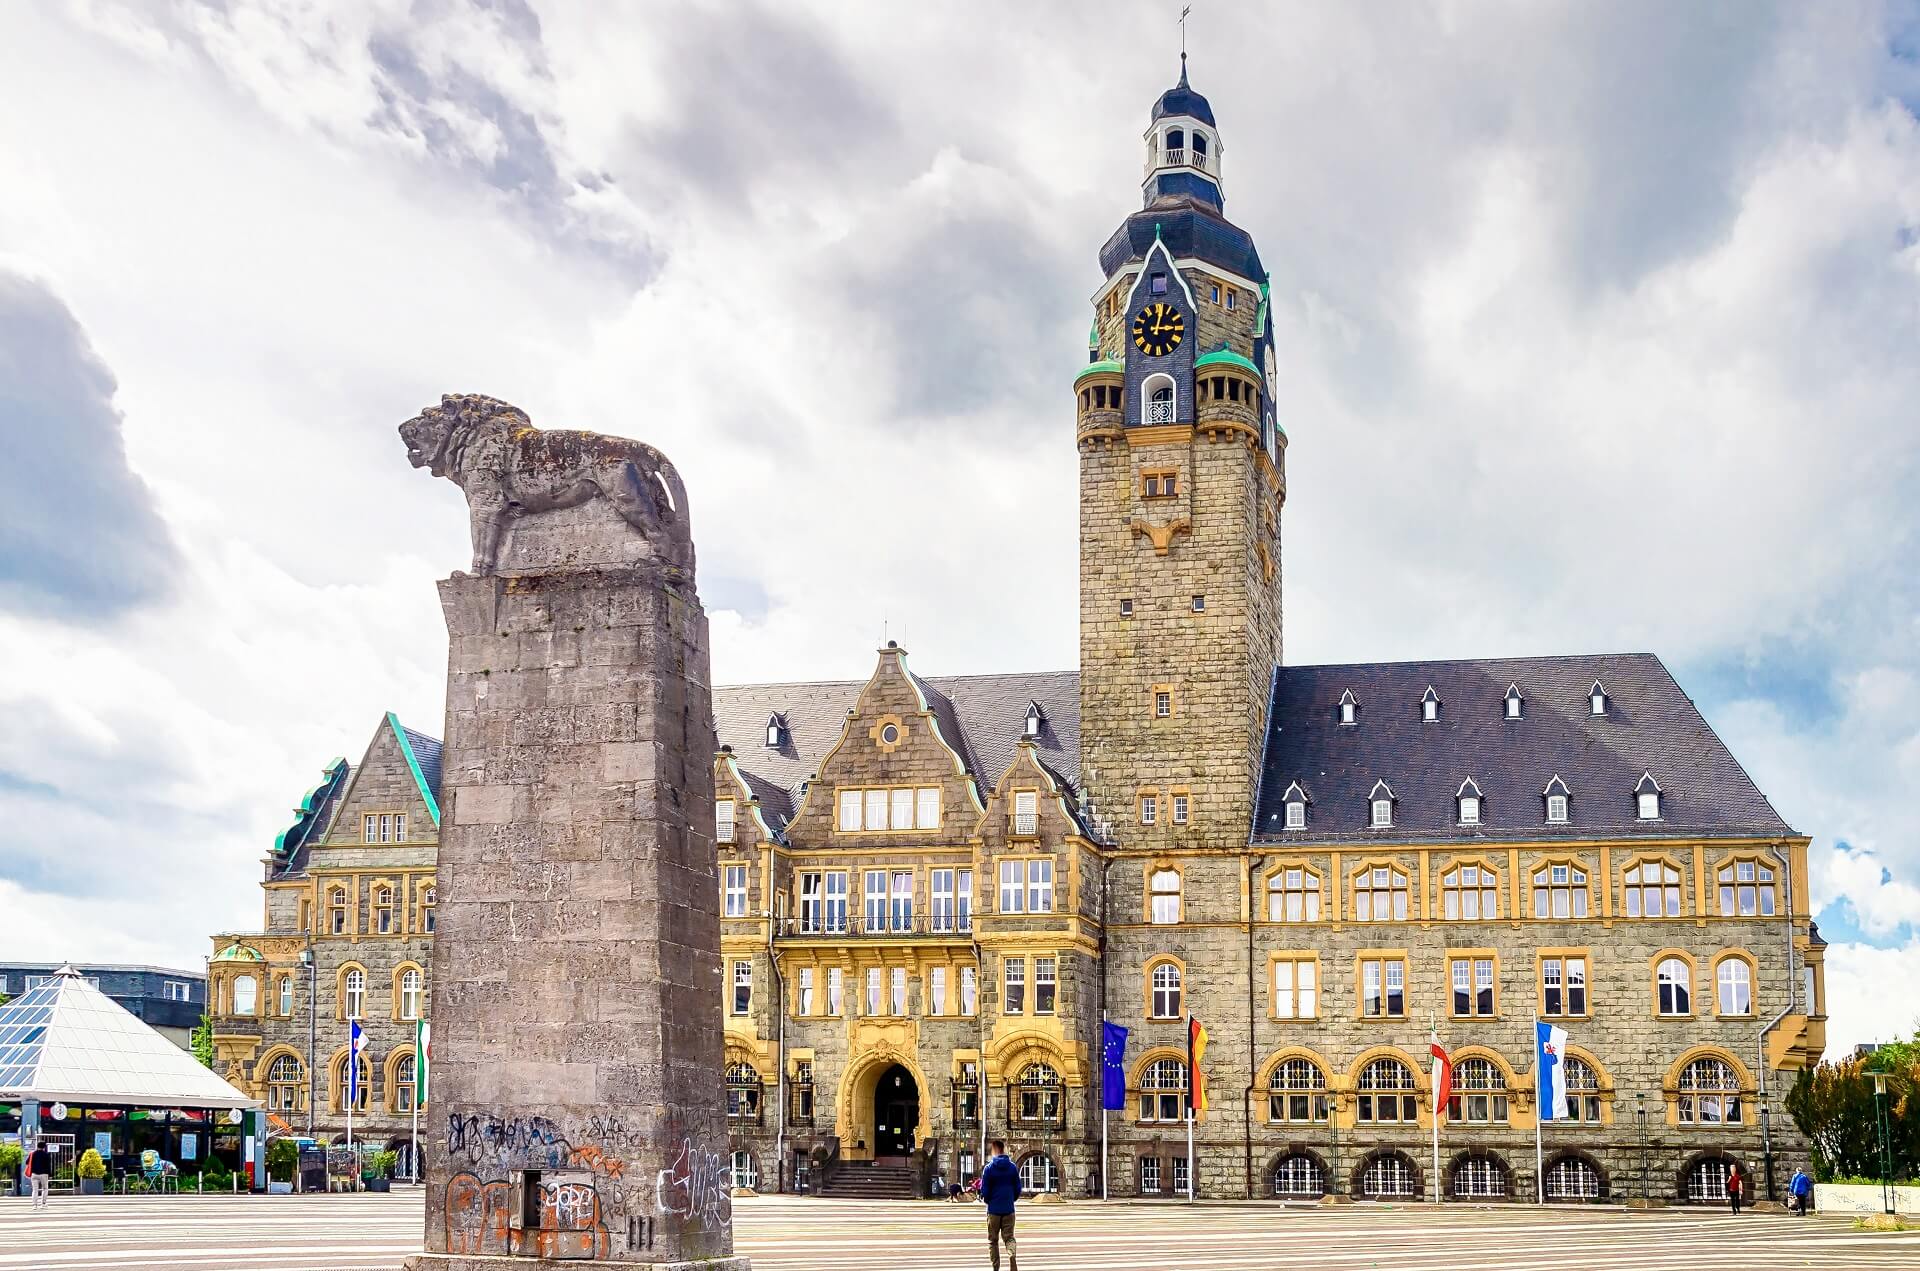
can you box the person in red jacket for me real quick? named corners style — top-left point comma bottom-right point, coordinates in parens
top-left (1726, 1162), bottom-right (1745, 1215)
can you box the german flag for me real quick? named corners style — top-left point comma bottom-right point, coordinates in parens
top-left (1187, 1015), bottom-right (1210, 1113)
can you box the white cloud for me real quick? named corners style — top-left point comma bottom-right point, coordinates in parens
top-left (1819, 937), bottom-right (1920, 1056)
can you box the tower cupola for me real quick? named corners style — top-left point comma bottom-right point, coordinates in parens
top-left (1143, 55), bottom-right (1223, 212)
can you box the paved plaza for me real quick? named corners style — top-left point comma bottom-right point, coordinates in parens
top-left (3, 1192), bottom-right (1917, 1271)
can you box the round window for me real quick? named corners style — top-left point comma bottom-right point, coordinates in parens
top-left (880, 724), bottom-right (900, 744)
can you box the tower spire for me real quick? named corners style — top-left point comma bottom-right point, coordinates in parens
top-left (1179, 4), bottom-right (1191, 83)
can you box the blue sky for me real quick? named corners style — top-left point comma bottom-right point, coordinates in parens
top-left (0, 0), bottom-right (1917, 1051)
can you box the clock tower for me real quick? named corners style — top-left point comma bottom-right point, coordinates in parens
top-left (1076, 58), bottom-right (1286, 851)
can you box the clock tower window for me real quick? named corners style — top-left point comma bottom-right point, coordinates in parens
top-left (1143, 374), bottom-right (1176, 426)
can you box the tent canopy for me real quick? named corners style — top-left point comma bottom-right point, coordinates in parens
top-left (0, 966), bottom-right (257, 1110)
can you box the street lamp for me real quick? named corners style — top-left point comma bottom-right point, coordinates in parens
top-left (1872, 1072), bottom-right (1893, 1216)
top-left (1636, 1093), bottom-right (1649, 1204)
top-left (299, 946), bottom-right (316, 1139)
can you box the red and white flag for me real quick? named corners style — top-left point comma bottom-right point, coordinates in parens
top-left (1430, 1033), bottom-right (1453, 1119)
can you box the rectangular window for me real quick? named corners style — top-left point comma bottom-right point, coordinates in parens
top-left (1141, 1156), bottom-right (1162, 1194)
top-left (1370, 799), bottom-right (1393, 827)
top-left (891, 967), bottom-right (908, 1015)
top-left (825, 871), bottom-right (848, 933)
top-left (838, 790), bottom-right (860, 831)
top-left (1273, 958), bottom-right (1317, 1019)
top-left (999, 860), bottom-right (1025, 914)
top-left (797, 968), bottom-right (815, 1016)
top-left (1547, 794), bottom-right (1569, 823)
top-left (1150, 272), bottom-right (1168, 295)
top-left (1140, 794), bottom-right (1158, 825)
top-left (1120, 598), bottom-right (1134, 617)
top-left (933, 869), bottom-right (957, 931)
top-left (1225, 289), bottom-right (1236, 311)
top-left (929, 966), bottom-right (947, 1015)
top-left (1209, 284), bottom-right (1221, 303)
top-left (1191, 595), bottom-right (1205, 612)
top-left (715, 800), bottom-right (736, 844)
top-left (723, 864), bottom-right (748, 918)
top-left (890, 870), bottom-right (914, 931)
top-left (1013, 790), bottom-right (1039, 836)
top-left (865, 789), bottom-right (888, 830)
top-left (864, 870), bottom-right (888, 933)
top-left (163, 980), bottom-right (191, 1002)
top-left (917, 786), bottom-right (941, 828)
top-left (1004, 957), bottom-right (1026, 1014)
top-left (799, 872), bottom-right (823, 932)
top-left (828, 968), bottom-right (844, 1016)
top-left (278, 977), bottom-right (293, 1016)
top-left (1451, 957), bottom-right (1496, 1016)
top-left (1284, 802), bottom-right (1305, 830)
top-left (1543, 956), bottom-right (1587, 1017)
top-left (866, 968), bottom-right (883, 1016)
top-left (1172, 794), bottom-right (1188, 824)
top-left (1173, 1157), bottom-right (1190, 1197)
top-left (961, 966), bottom-right (977, 1015)
top-left (1362, 957), bottom-right (1406, 1018)
top-left (890, 787), bottom-right (915, 831)
top-left (1027, 860), bottom-right (1055, 913)
top-left (731, 961), bottom-right (752, 1015)
top-left (1459, 796), bottom-right (1480, 825)
top-left (1034, 956), bottom-right (1057, 1015)
top-left (955, 868), bottom-right (972, 932)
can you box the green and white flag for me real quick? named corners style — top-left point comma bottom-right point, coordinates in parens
top-left (416, 1019), bottom-right (431, 1103)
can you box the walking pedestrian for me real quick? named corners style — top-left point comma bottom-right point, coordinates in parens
top-left (27, 1139), bottom-right (51, 1209)
top-left (1726, 1162), bottom-right (1744, 1215)
top-left (1789, 1166), bottom-right (1812, 1216)
top-left (981, 1138), bottom-right (1021, 1271)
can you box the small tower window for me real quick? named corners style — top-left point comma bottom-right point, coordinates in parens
top-left (1210, 284), bottom-right (1221, 304)
top-left (1164, 128), bottom-right (1185, 165)
top-left (1281, 781), bottom-right (1308, 831)
top-left (1635, 771), bottom-right (1662, 820)
top-left (1338, 690), bottom-right (1358, 726)
top-left (1368, 780), bottom-right (1395, 828)
top-left (1225, 289), bottom-right (1236, 311)
top-left (1422, 686), bottom-right (1441, 722)
top-left (1504, 684), bottom-right (1524, 719)
top-left (1024, 702), bottom-right (1044, 739)
top-left (1457, 779), bottom-right (1483, 826)
top-left (765, 713), bottom-right (787, 749)
top-left (1120, 598), bottom-right (1134, 617)
top-left (1544, 776), bottom-right (1571, 824)
top-left (1150, 272), bottom-right (1169, 296)
top-left (1589, 681), bottom-right (1608, 715)
top-left (1191, 595), bottom-right (1205, 612)
top-left (1191, 131), bottom-right (1209, 164)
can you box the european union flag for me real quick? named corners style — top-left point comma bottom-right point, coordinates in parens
top-left (1101, 1020), bottom-right (1129, 1110)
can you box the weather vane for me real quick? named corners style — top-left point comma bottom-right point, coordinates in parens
top-left (1180, 5), bottom-right (1191, 61)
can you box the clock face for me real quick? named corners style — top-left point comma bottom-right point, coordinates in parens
top-left (1131, 302), bottom-right (1185, 357)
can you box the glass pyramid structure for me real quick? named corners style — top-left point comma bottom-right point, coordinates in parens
top-left (0, 966), bottom-right (255, 1108)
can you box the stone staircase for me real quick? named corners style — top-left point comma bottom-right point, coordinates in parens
top-left (818, 1160), bottom-right (920, 1200)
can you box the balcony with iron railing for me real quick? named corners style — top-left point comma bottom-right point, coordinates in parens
top-left (716, 820), bottom-right (735, 844)
top-left (775, 915), bottom-right (973, 941)
top-left (1012, 812), bottom-right (1038, 837)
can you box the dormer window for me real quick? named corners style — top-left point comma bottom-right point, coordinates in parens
top-left (1281, 781), bottom-right (1308, 831)
top-left (1589, 681), bottom-right (1608, 716)
top-left (1368, 780), bottom-right (1395, 828)
top-left (765, 713), bottom-right (787, 749)
top-left (1543, 776), bottom-right (1571, 824)
top-left (1456, 779), bottom-right (1483, 826)
top-left (1338, 690), bottom-right (1358, 726)
top-left (1422, 686), bottom-right (1441, 723)
top-left (1635, 771), bottom-right (1662, 820)
top-left (1504, 684), bottom-right (1524, 719)
top-left (1024, 702), bottom-right (1045, 739)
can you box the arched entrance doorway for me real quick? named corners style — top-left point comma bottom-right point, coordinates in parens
top-left (871, 1064), bottom-right (919, 1159)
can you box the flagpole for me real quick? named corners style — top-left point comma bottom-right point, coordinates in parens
top-left (1429, 1017), bottom-right (1441, 1206)
top-left (1186, 1109), bottom-right (1195, 1204)
top-left (1101, 1105), bottom-right (1108, 1201)
top-left (1533, 1014), bottom-right (1544, 1204)
top-left (410, 1020), bottom-right (419, 1187)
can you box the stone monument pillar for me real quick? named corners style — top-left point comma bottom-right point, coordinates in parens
top-left (400, 394), bottom-right (746, 1270)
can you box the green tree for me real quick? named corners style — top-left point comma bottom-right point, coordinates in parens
top-left (190, 1013), bottom-right (214, 1069)
top-left (1787, 1045), bottom-right (1920, 1182)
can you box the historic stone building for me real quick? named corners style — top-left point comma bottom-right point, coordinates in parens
top-left (215, 62), bottom-right (1824, 1206)
top-left (209, 713), bottom-right (441, 1174)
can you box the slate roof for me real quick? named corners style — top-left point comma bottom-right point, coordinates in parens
top-left (400, 725), bottom-right (444, 801)
top-left (1099, 198), bottom-right (1264, 284)
top-left (713, 670), bottom-right (1082, 832)
top-left (1152, 63), bottom-right (1216, 125)
top-left (1253, 653), bottom-right (1795, 845)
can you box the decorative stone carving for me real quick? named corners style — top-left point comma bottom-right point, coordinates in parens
top-left (399, 393), bottom-right (695, 579)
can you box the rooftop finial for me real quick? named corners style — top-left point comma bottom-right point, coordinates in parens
top-left (1179, 4), bottom-right (1191, 84)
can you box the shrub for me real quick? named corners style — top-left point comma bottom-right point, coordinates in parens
top-left (76, 1149), bottom-right (107, 1180)
top-left (126, 1178), bottom-right (149, 1194)
top-left (369, 1150), bottom-right (398, 1179)
top-left (267, 1138), bottom-right (299, 1182)
top-left (0, 1144), bottom-right (22, 1175)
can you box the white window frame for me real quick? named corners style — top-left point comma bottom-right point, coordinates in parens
top-left (715, 800), bottom-right (736, 843)
top-left (999, 861), bottom-right (1025, 914)
top-left (1273, 958), bottom-right (1317, 1019)
top-left (928, 966), bottom-right (946, 1015)
top-left (1027, 859), bottom-right (1055, 913)
top-left (1638, 791), bottom-right (1660, 820)
top-left (1284, 800), bottom-right (1305, 829)
top-left (723, 864), bottom-right (748, 918)
top-left (1459, 795), bottom-right (1480, 825)
top-left (1004, 957), bottom-right (1026, 1014)
top-left (824, 871), bottom-right (848, 933)
top-left (343, 969), bottom-right (365, 1021)
top-left (797, 967), bottom-right (815, 1015)
top-left (400, 968), bottom-right (422, 1021)
top-left (1546, 793), bottom-right (1569, 823)
top-left (1370, 798), bottom-right (1392, 828)
top-left (731, 960), bottom-right (753, 1015)
top-left (1034, 956), bottom-right (1057, 1015)
top-left (1140, 794), bottom-right (1158, 825)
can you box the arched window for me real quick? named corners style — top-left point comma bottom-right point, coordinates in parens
top-left (1266, 1058), bottom-right (1328, 1123)
top-left (343, 968), bottom-right (365, 1020)
top-left (1164, 128), bottom-right (1186, 164)
top-left (1267, 867), bottom-right (1321, 922)
top-left (266, 1054), bottom-right (304, 1111)
top-left (1353, 865), bottom-right (1409, 921)
top-left (1149, 870), bottom-right (1181, 924)
top-left (730, 1150), bottom-right (758, 1190)
top-left (1149, 962), bottom-right (1182, 1019)
top-left (1440, 863), bottom-right (1498, 920)
top-left (399, 968), bottom-right (423, 1021)
top-left (1139, 1058), bottom-right (1189, 1123)
top-left (1532, 863), bottom-right (1590, 919)
top-left (1452, 1154), bottom-right (1509, 1199)
top-left (1624, 861), bottom-right (1683, 917)
top-left (1544, 1155), bottom-right (1601, 1201)
top-left (1716, 860), bottom-right (1777, 917)
top-left (1143, 374), bottom-right (1177, 426)
top-left (231, 975), bottom-right (258, 1017)
top-left (1016, 1063), bottom-right (1064, 1127)
top-left (725, 1062), bottom-right (761, 1122)
top-left (1677, 1058), bottom-right (1743, 1124)
top-left (1686, 1156), bottom-right (1737, 1202)
top-left (327, 887), bottom-right (349, 935)
top-left (1191, 131), bottom-right (1209, 165)
top-left (373, 886), bottom-right (394, 934)
top-left (421, 884), bottom-right (437, 932)
top-left (1271, 1153), bottom-right (1323, 1198)
top-left (1356, 1058), bottom-right (1418, 1123)
top-left (1360, 1153), bottom-right (1416, 1199)
top-left (277, 975), bottom-right (294, 1017)
top-left (336, 1053), bottom-right (370, 1111)
top-left (1018, 1152), bottom-right (1059, 1194)
top-left (1448, 1058), bottom-right (1509, 1123)
top-left (394, 1053), bottom-right (417, 1112)
top-left (1655, 958), bottom-right (1691, 1016)
top-left (1716, 958), bottom-right (1753, 1017)
top-left (1564, 1057), bottom-right (1603, 1122)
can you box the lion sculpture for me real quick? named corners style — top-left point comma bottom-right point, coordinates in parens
top-left (399, 394), bottom-right (694, 577)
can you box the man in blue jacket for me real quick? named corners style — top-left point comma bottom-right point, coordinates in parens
top-left (980, 1139), bottom-right (1022, 1271)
